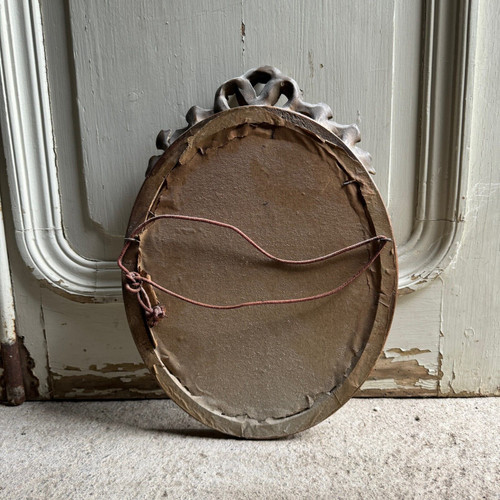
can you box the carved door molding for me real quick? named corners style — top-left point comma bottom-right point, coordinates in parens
top-left (0, 0), bottom-right (477, 300)
top-left (5, 0), bottom-right (496, 401)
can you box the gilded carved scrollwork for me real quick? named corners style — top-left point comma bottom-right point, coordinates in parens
top-left (150, 66), bottom-right (373, 175)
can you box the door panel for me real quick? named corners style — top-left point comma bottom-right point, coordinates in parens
top-left (2, 0), bottom-right (494, 400)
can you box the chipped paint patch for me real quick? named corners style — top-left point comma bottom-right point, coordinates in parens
top-left (386, 347), bottom-right (431, 356)
top-left (51, 371), bottom-right (164, 399)
top-left (50, 363), bottom-right (163, 399)
top-left (86, 362), bottom-right (148, 373)
top-left (357, 350), bottom-right (439, 397)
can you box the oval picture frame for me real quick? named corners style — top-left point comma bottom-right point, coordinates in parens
top-left (121, 69), bottom-right (397, 438)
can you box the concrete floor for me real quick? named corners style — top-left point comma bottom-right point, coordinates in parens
top-left (0, 398), bottom-right (498, 500)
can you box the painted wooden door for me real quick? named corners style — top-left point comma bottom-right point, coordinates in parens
top-left (1, 0), bottom-right (498, 401)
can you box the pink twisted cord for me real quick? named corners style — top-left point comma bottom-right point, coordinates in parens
top-left (117, 215), bottom-right (390, 326)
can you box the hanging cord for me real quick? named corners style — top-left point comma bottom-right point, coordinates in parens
top-left (117, 215), bottom-right (391, 327)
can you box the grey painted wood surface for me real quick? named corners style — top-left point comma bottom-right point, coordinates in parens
top-left (42, 0), bottom-right (423, 249)
top-left (63, 0), bottom-right (403, 242)
top-left (1, 0), bottom-right (497, 400)
top-left (439, 0), bottom-right (500, 394)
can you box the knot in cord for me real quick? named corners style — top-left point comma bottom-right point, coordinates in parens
top-left (123, 271), bottom-right (166, 327)
top-left (124, 271), bottom-right (143, 293)
top-left (146, 305), bottom-right (167, 328)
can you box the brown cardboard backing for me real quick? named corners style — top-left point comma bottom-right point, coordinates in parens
top-left (122, 107), bottom-right (397, 438)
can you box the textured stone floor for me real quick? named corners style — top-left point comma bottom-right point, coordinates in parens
top-left (1, 398), bottom-right (499, 499)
